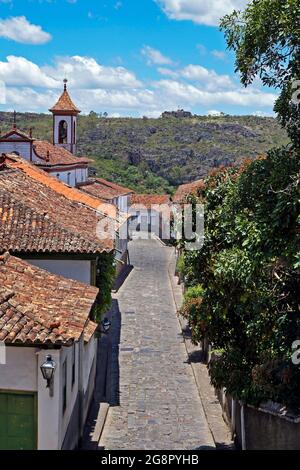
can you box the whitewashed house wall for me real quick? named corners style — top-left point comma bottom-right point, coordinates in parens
top-left (0, 334), bottom-right (98, 450)
top-left (0, 140), bottom-right (31, 160)
top-left (26, 259), bottom-right (92, 285)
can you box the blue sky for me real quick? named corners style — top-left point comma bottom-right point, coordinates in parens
top-left (0, 0), bottom-right (277, 117)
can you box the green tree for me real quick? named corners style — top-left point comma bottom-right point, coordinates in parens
top-left (177, 0), bottom-right (300, 407)
top-left (221, 0), bottom-right (300, 145)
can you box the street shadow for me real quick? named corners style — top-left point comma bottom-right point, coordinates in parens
top-left (181, 323), bottom-right (192, 340)
top-left (106, 298), bottom-right (121, 406)
top-left (113, 264), bottom-right (134, 292)
top-left (80, 299), bottom-right (121, 449)
top-left (181, 324), bottom-right (208, 364)
top-left (187, 349), bottom-right (203, 364)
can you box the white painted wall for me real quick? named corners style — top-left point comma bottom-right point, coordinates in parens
top-left (0, 335), bottom-right (98, 450)
top-left (0, 140), bottom-right (31, 160)
top-left (83, 337), bottom-right (97, 394)
top-left (48, 167), bottom-right (88, 187)
top-left (37, 336), bottom-right (97, 450)
top-left (26, 259), bottom-right (92, 285)
top-left (58, 344), bottom-right (80, 449)
top-left (50, 169), bottom-right (77, 187)
top-left (37, 349), bottom-right (61, 450)
top-left (118, 195), bottom-right (130, 212)
top-left (0, 347), bottom-right (37, 391)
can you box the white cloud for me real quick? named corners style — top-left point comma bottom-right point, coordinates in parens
top-left (0, 56), bottom-right (59, 88)
top-left (5, 87), bottom-right (57, 112)
top-left (0, 55), bottom-right (277, 117)
top-left (0, 16), bottom-right (52, 44)
top-left (158, 64), bottom-right (233, 90)
top-left (211, 50), bottom-right (226, 60)
top-left (141, 46), bottom-right (174, 66)
top-left (157, 67), bottom-right (178, 78)
top-left (156, 0), bottom-right (249, 27)
top-left (0, 80), bottom-right (6, 105)
top-left (0, 55), bottom-right (141, 90)
top-left (207, 109), bottom-right (223, 116)
top-left (180, 64), bottom-right (233, 89)
top-left (196, 44), bottom-right (207, 55)
top-left (153, 79), bottom-right (277, 109)
top-left (252, 110), bottom-right (275, 117)
top-left (43, 56), bottom-right (141, 89)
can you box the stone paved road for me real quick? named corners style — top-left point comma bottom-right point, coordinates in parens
top-left (100, 237), bottom-right (215, 450)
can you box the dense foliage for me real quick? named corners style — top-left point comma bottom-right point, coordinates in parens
top-left (178, 0), bottom-right (300, 409)
top-left (179, 149), bottom-right (300, 407)
top-left (94, 252), bottom-right (116, 321)
top-left (221, 0), bottom-right (300, 146)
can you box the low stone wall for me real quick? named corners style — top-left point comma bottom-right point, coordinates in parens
top-left (215, 390), bottom-right (300, 450)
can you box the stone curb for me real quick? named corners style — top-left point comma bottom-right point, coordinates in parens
top-left (95, 402), bottom-right (110, 447)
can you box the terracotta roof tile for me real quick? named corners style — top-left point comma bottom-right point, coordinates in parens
top-left (49, 89), bottom-right (80, 114)
top-left (131, 194), bottom-right (170, 209)
top-left (6, 154), bottom-right (117, 219)
top-left (79, 178), bottom-right (134, 201)
top-left (0, 253), bottom-right (98, 345)
top-left (0, 190), bottom-right (105, 254)
top-left (172, 179), bottom-right (205, 203)
top-left (0, 158), bottom-right (114, 254)
top-left (33, 140), bottom-right (90, 166)
top-left (0, 129), bottom-right (33, 142)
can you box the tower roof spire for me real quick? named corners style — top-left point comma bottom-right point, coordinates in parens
top-left (49, 80), bottom-right (80, 115)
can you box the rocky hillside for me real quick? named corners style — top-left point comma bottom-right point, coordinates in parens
top-left (0, 112), bottom-right (289, 194)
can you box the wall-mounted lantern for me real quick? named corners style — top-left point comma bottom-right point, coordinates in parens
top-left (101, 317), bottom-right (111, 334)
top-left (40, 355), bottom-right (56, 396)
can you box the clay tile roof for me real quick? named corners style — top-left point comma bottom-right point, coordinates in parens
top-left (131, 194), bottom-right (171, 209)
top-left (0, 253), bottom-right (98, 346)
top-left (49, 89), bottom-right (81, 114)
top-left (79, 178), bottom-right (134, 201)
top-left (6, 154), bottom-right (117, 220)
top-left (33, 140), bottom-right (90, 166)
top-left (0, 159), bottom-right (114, 254)
top-left (172, 179), bottom-right (205, 204)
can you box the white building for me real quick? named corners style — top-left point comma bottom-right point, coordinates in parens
top-left (0, 82), bottom-right (89, 187)
top-left (0, 253), bottom-right (99, 450)
top-left (77, 178), bottom-right (134, 271)
top-left (0, 82), bottom-right (132, 273)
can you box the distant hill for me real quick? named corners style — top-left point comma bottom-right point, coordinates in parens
top-left (0, 112), bottom-right (289, 194)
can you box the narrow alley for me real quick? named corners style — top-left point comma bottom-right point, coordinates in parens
top-left (99, 237), bottom-right (215, 450)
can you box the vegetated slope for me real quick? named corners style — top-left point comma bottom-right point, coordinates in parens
top-left (0, 112), bottom-right (289, 194)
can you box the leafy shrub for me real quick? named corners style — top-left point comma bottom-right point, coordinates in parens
top-left (180, 285), bottom-right (206, 344)
top-left (180, 147), bottom-right (300, 407)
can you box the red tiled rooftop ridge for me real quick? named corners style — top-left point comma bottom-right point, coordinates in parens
top-left (0, 158), bottom-right (114, 254)
top-left (79, 178), bottom-right (134, 201)
top-left (5, 154), bottom-right (117, 219)
top-left (33, 140), bottom-right (90, 167)
top-left (0, 253), bottom-right (98, 345)
top-left (131, 194), bottom-right (170, 209)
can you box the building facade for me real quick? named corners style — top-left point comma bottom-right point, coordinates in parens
top-left (0, 254), bottom-right (99, 450)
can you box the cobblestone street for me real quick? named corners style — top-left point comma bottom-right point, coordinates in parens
top-left (100, 237), bottom-right (215, 450)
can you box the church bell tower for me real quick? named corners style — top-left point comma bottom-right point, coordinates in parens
top-left (49, 79), bottom-right (81, 155)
